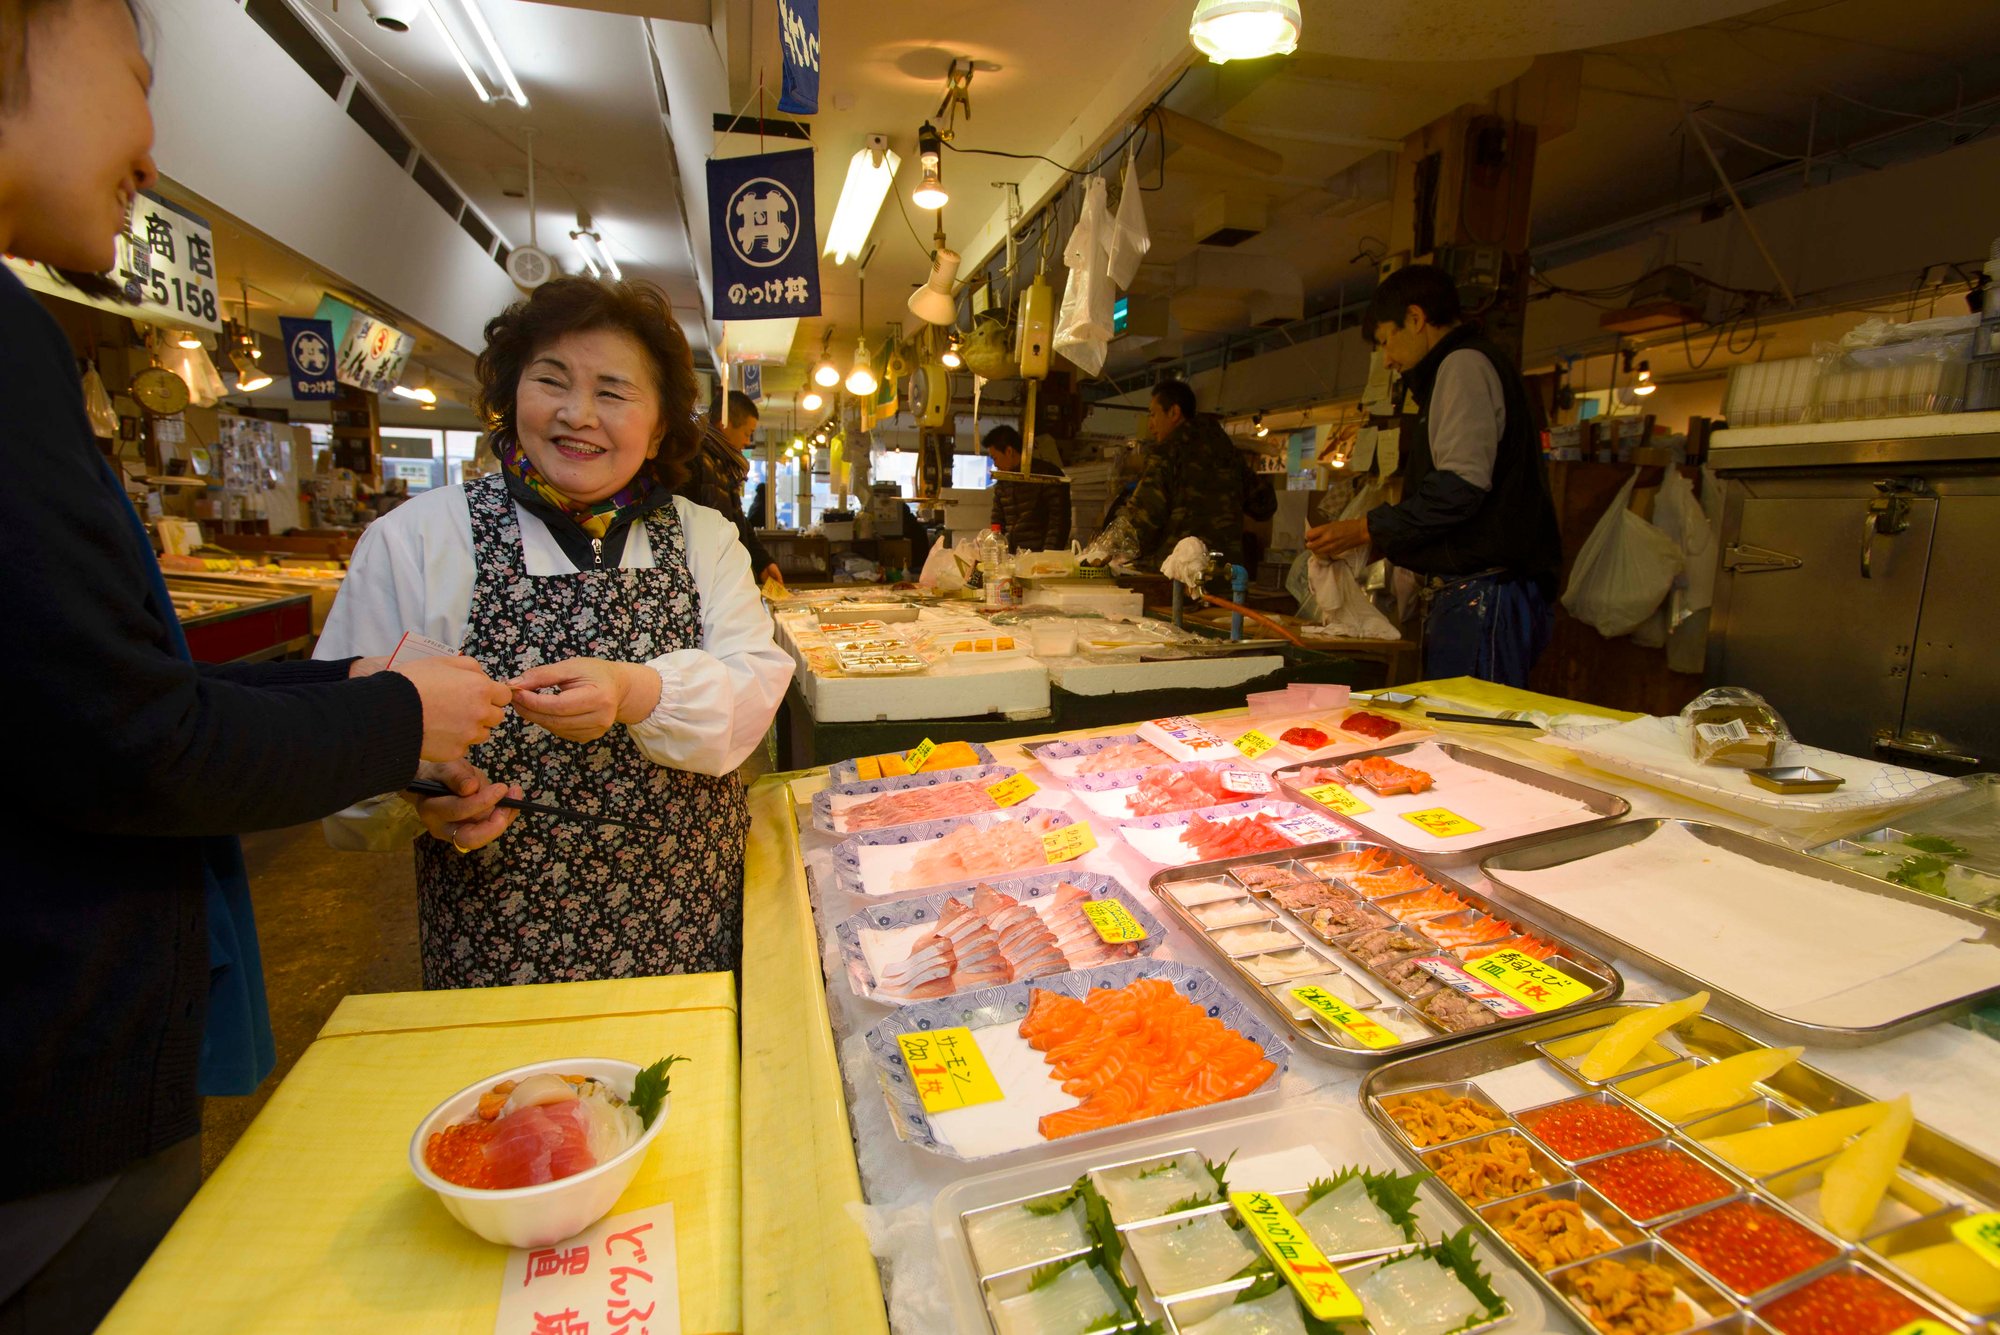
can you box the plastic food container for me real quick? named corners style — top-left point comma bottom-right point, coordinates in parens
top-left (407, 1057), bottom-right (669, 1248)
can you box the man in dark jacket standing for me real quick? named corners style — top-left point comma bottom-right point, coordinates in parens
top-left (1307, 264), bottom-right (1561, 686)
top-left (691, 390), bottom-right (781, 585)
top-left (982, 424), bottom-right (1070, 553)
top-left (1122, 379), bottom-right (1246, 569)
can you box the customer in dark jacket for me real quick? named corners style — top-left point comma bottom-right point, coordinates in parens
top-left (1122, 379), bottom-right (1245, 568)
top-left (982, 423), bottom-right (1070, 553)
top-left (691, 390), bottom-right (780, 584)
top-left (0, 2), bottom-right (511, 1327)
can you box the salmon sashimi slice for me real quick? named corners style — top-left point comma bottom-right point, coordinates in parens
top-left (1337, 756), bottom-right (1436, 795)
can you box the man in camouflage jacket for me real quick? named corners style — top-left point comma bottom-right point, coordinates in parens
top-left (1124, 379), bottom-right (1246, 568)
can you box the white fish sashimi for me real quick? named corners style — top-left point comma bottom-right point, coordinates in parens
top-left (1354, 1254), bottom-right (1485, 1335)
top-left (995, 1260), bottom-right (1127, 1335)
top-left (1091, 1159), bottom-right (1216, 1223)
top-left (966, 1199), bottom-right (1088, 1275)
top-left (1129, 1212), bottom-right (1260, 1321)
top-left (1295, 1177), bottom-right (1408, 1256)
top-left (1182, 1287), bottom-right (1310, 1335)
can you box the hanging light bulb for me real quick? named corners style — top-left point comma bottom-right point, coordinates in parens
top-left (800, 389), bottom-right (824, 412)
top-left (1253, 410), bottom-right (1269, 437)
top-left (1188, 0), bottom-right (1301, 63)
top-left (941, 330), bottom-right (963, 370)
top-left (231, 350), bottom-right (273, 393)
top-left (912, 122), bottom-right (948, 210)
top-left (845, 336), bottom-right (877, 397)
top-left (175, 328), bottom-right (204, 350)
top-left (812, 357), bottom-right (841, 389)
top-left (1633, 361), bottom-right (1657, 396)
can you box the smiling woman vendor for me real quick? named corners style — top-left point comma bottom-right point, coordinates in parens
top-left (317, 278), bottom-right (792, 987)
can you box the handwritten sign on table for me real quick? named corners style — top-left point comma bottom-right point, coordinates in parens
top-left (1233, 729), bottom-right (1277, 759)
top-left (1042, 822), bottom-right (1098, 864)
top-left (1466, 948), bottom-right (1593, 1013)
top-left (897, 1027), bottom-right (1004, 1113)
top-left (1400, 807), bottom-right (1484, 838)
top-left (985, 773), bottom-right (1038, 808)
top-left (1290, 985), bottom-right (1399, 1049)
top-left (904, 737), bottom-right (937, 771)
top-left (498, 1202), bottom-right (680, 1335)
top-left (1301, 781), bottom-right (1371, 817)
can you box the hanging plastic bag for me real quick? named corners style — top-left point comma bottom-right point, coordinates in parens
top-left (1632, 467), bottom-right (1712, 651)
top-left (81, 363), bottom-right (118, 438)
top-left (1106, 153), bottom-right (1150, 288)
top-left (1560, 469), bottom-right (1683, 638)
top-left (1053, 175), bottom-right (1114, 377)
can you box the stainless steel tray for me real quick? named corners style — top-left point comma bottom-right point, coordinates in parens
top-left (1272, 741), bottom-right (1631, 863)
top-left (1480, 819), bottom-right (2000, 1046)
top-left (1359, 1000), bottom-right (2000, 1334)
top-left (1149, 842), bottom-right (1623, 1068)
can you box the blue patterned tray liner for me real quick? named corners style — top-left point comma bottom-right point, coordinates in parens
top-left (830, 807), bottom-right (1084, 897)
top-left (810, 764), bottom-right (1021, 835)
top-left (834, 870), bottom-right (1167, 1002)
top-left (828, 742), bottom-right (998, 787)
top-left (863, 957), bottom-right (1292, 1157)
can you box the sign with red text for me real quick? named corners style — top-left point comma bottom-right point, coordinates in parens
top-left (498, 1203), bottom-right (680, 1335)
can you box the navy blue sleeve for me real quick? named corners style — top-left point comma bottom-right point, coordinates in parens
top-left (1365, 469), bottom-right (1488, 564)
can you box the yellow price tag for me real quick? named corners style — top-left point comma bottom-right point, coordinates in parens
top-left (1229, 1191), bottom-right (1365, 1322)
top-left (1401, 807), bottom-right (1484, 838)
top-left (1463, 949), bottom-right (1593, 1013)
top-left (1890, 1324), bottom-right (1958, 1335)
top-left (1041, 822), bottom-right (1099, 864)
top-left (759, 576), bottom-right (786, 600)
top-left (1302, 781), bottom-right (1372, 817)
top-left (1234, 729), bottom-right (1276, 759)
top-left (1081, 899), bottom-right (1148, 944)
top-left (1950, 1212), bottom-right (2000, 1270)
top-left (896, 1027), bottom-right (1004, 1114)
top-left (905, 738), bottom-right (937, 771)
top-left (1290, 986), bottom-right (1400, 1049)
top-left (985, 774), bottom-right (1038, 808)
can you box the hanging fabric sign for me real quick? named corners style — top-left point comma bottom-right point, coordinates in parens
top-left (707, 148), bottom-right (821, 321)
top-left (776, 0), bottom-right (819, 115)
top-left (279, 317), bottom-right (338, 400)
top-left (740, 363), bottom-right (763, 402)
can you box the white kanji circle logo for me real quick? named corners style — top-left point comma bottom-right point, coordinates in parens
top-left (290, 329), bottom-right (330, 375)
top-left (727, 177), bottom-right (798, 269)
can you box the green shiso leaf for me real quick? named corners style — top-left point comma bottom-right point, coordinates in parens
top-left (1022, 1188), bottom-right (1078, 1217)
top-left (1027, 1255), bottom-right (1081, 1291)
top-left (630, 1055), bottom-right (687, 1129)
top-left (1299, 1167), bottom-right (1430, 1240)
top-left (1903, 834), bottom-right (1967, 857)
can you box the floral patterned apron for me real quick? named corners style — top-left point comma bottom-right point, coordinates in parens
top-left (412, 474), bottom-right (749, 989)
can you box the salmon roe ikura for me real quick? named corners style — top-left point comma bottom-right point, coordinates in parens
top-left (1660, 1199), bottom-right (1840, 1296)
top-left (1520, 1098), bottom-right (1659, 1160)
top-left (1577, 1146), bottom-right (1732, 1220)
top-left (425, 1119), bottom-right (502, 1189)
top-left (1757, 1268), bottom-right (1932, 1335)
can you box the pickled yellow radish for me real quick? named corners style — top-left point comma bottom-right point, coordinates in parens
top-left (1698, 1102), bottom-right (1895, 1175)
top-left (1578, 992), bottom-right (1709, 1082)
top-left (1636, 1046), bottom-right (1803, 1122)
top-left (1821, 1094), bottom-right (1914, 1241)
top-left (1891, 1239), bottom-right (2000, 1311)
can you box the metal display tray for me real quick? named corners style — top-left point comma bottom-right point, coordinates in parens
top-left (1480, 819), bottom-right (2000, 1047)
top-left (1149, 842), bottom-right (1623, 1068)
top-left (1272, 741), bottom-right (1631, 862)
top-left (1360, 1000), bottom-right (2000, 1334)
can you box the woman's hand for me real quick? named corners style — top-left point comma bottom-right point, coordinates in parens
top-left (1304, 518), bottom-right (1372, 560)
top-left (406, 760), bottom-right (520, 852)
top-left (509, 657), bottom-right (663, 743)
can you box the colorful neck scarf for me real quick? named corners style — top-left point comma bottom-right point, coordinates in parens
top-left (495, 435), bottom-right (654, 539)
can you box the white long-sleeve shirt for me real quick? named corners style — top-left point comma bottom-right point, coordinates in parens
top-left (315, 483), bottom-right (793, 780)
top-left (1426, 348), bottom-right (1506, 491)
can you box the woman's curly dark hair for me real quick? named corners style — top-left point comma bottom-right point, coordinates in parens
top-left (476, 276), bottom-right (701, 493)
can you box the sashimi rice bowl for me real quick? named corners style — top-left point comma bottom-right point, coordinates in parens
top-left (409, 1055), bottom-right (683, 1247)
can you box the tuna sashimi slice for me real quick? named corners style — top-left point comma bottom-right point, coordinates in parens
top-left (480, 1101), bottom-right (599, 1188)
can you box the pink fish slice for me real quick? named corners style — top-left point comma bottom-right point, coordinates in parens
top-left (876, 934), bottom-right (956, 999)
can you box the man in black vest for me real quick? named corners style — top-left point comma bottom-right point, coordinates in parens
top-left (1307, 265), bottom-right (1562, 687)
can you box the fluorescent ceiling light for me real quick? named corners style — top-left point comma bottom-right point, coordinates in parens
top-left (427, 0), bottom-right (526, 108)
top-left (824, 139), bottom-right (900, 265)
top-left (1189, 0), bottom-right (1301, 63)
top-left (393, 384), bottom-right (438, 403)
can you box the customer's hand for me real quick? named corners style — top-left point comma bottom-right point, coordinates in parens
top-left (1305, 519), bottom-right (1371, 560)
top-left (393, 656), bottom-right (512, 762)
top-left (406, 759), bottom-right (520, 852)
top-left (509, 657), bottom-right (662, 743)
top-left (759, 563), bottom-right (784, 586)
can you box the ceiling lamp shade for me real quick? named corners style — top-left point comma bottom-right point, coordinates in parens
top-left (799, 389), bottom-right (824, 412)
top-left (1189, 0), bottom-right (1301, 63)
top-left (824, 138), bottom-right (900, 264)
top-left (230, 350), bottom-right (272, 393)
top-left (1633, 361), bottom-right (1657, 395)
top-left (844, 337), bottom-right (878, 397)
top-left (912, 122), bottom-right (948, 210)
top-left (174, 328), bottom-right (204, 349)
top-left (907, 248), bottom-right (960, 326)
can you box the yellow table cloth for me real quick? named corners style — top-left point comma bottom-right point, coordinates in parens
top-left (102, 974), bottom-right (741, 1335)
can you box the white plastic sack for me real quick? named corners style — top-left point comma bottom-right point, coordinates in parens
top-left (1160, 536), bottom-right (1212, 594)
top-left (1304, 554), bottom-right (1401, 640)
top-left (1105, 154), bottom-right (1150, 289)
top-left (1633, 468), bottom-right (1710, 649)
top-left (918, 536), bottom-right (967, 592)
top-left (1668, 466), bottom-right (1724, 673)
top-left (1053, 175), bottom-right (1114, 377)
top-left (1560, 470), bottom-right (1683, 638)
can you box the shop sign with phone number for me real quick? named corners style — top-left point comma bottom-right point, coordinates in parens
top-left (6, 191), bottom-right (221, 332)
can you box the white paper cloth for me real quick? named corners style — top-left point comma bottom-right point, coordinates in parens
top-left (1317, 741), bottom-right (1600, 855)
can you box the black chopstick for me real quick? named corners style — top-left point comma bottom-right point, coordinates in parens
top-left (403, 778), bottom-right (659, 831)
top-left (1424, 711), bottom-right (1543, 729)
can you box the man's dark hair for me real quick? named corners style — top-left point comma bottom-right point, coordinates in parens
top-left (1364, 264), bottom-right (1464, 342)
top-left (1150, 378), bottom-right (1196, 422)
top-left (710, 389), bottom-right (759, 425)
top-left (982, 424), bottom-right (1021, 453)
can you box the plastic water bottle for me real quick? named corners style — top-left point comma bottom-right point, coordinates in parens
top-left (978, 525), bottom-right (1016, 607)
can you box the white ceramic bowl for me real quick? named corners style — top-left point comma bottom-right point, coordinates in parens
top-left (408, 1057), bottom-right (669, 1248)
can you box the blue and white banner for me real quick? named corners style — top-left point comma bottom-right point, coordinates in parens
top-left (279, 316), bottom-right (338, 400)
top-left (740, 362), bottom-right (763, 402)
top-left (707, 148), bottom-right (820, 322)
top-left (777, 0), bottom-right (818, 115)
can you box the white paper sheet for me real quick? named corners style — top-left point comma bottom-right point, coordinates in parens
top-left (497, 1203), bottom-right (679, 1335)
top-left (1496, 823), bottom-right (1998, 1014)
top-left (1302, 741), bottom-right (1600, 854)
top-left (925, 1023), bottom-right (1075, 1159)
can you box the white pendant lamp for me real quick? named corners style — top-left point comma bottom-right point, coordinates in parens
top-left (907, 248), bottom-right (960, 326)
top-left (1189, 0), bottom-right (1301, 63)
top-left (844, 337), bottom-right (877, 397)
top-left (799, 388), bottom-right (824, 412)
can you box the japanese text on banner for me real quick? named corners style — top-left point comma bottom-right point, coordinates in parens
top-left (708, 148), bottom-right (821, 321)
top-left (1229, 1191), bottom-right (1364, 1321)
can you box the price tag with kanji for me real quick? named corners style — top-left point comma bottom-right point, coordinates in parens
top-left (1464, 949), bottom-right (1593, 1013)
top-left (904, 738), bottom-right (937, 771)
top-left (1290, 985), bottom-right (1400, 1049)
top-left (1081, 899), bottom-right (1148, 944)
top-left (1275, 813), bottom-right (1346, 845)
top-left (1401, 807), bottom-right (1484, 838)
top-left (896, 1027), bottom-right (1004, 1114)
top-left (986, 774), bottom-right (1039, 808)
top-left (1950, 1212), bottom-right (2000, 1269)
top-left (1302, 781), bottom-right (1372, 816)
top-left (1234, 729), bottom-right (1277, 759)
top-left (1230, 1191), bottom-right (1364, 1322)
top-left (1042, 822), bottom-right (1099, 864)
top-left (1220, 768), bottom-right (1273, 795)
